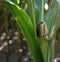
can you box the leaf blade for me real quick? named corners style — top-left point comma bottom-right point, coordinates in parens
top-left (5, 1), bottom-right (44, 62)
top-left (34, 0), bottom-right (44, 24)
top-left (46, 0), bottom-right (59, 33)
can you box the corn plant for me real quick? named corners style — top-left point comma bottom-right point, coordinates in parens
top-left (56, 7), bottom-right (60, 58)
top-left (3, 0), bottom-right (59, 62)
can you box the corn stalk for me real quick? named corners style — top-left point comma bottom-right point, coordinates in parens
top-left (4, 0), bottom-right (59, 62)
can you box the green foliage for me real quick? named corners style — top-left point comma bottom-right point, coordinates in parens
top-left (5, 0), bottom-right (20, 4)
top-left (58, 2), bottom-right (60, 12)
top-left (45, 1), bottom-right (59, 62)
top-left (28, 0), bottom-right (36, 30)
top-left (46, 0), bottom-right (59, 33)
top-left (34, 0), bottom-right (44, 23)
top-left (5, 0), bottom-right (44, 62)
top-left (11, 0), bottom-right (20, 4)
top-left (4, 0), bottom-right (59, 62)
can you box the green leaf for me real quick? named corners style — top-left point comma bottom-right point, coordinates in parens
top-left (46, 0), bottom-right (59, 33)
top-left (38, 38), bottom-right (48, 62)
top-left (57, 0), bottom-right (60, 10)
top-left (34, 0), bottom-right (44, 24)
top-left (28, 0), bottom-right (36, 33)
top-left (9, 0), bottom-right (20, 4)
top-left (50, 37), bottom-right (55, 62)
top-left (47, 37), bottom-right (55, 62)
top-left (5, 1), bottom-right (44, 62)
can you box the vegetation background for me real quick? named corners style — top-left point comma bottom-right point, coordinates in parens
top-left (0, 0), bottom-right (60, 62)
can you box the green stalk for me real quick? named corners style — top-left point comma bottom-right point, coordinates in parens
top-left (41, 0), bottom-right (44, 22)
top-left (50, 38), bottom-right (55, 62)
top-left (47, 38), bottom-right (55, 62)
top-left (28, 0), bottom-right (36, 31)
top-left (46, 41), bottom-right (50, 62)
top-left (34, 0), bottom-right (44, 23)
